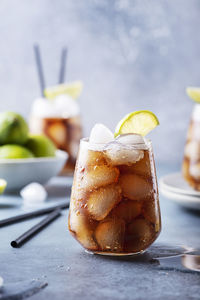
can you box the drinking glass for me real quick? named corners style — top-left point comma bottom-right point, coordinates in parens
top-left (68, 136), bottom-right (161, 255)
top-left (182, 104), bottom-right (200, 190)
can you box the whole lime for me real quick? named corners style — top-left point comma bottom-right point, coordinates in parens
top-left (0, 112), bottom-right (29, 145)
top-left (26, 135), bottom-right (56, 157)
top-left (0, 144), bottom-right (34, 159)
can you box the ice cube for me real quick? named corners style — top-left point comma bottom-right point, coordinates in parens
top-left (130, 151), bottom-right (151, 177)
top-left (189, 163), bottom-right (200, 179)
top-left (69, 211), bottom-right (98, 250)
top-left (89, 123), bottom-right (114, 144)
top-left (119, 173), bottom-right (152, 200)
top-left (142, 198), bottom-right (160, 224)
top-left (78, 148), bottom-right (107, 168)
top-left (83, 165), bottom-right (119, 190)
top-left (112, 200), bottom-right (141, 223)
top-left (31, 95), bottom-right (80, 118)
top-left (95, 218), bottom-right (125, 251)
top-left (126, 218), bottom-right (154, 252)
top-left (184, 141), bottom-right (200, 160)
top-left (87, 184), bottom-right (122, 221)
top-left (127, 218), bottom-right (153, 243)
top-left (31, 98), bottom-right (58, 118)
top-left (55, 94), bottom-right (80, 117)
top-left (118, 152), bottom-right (151, 177)
top-left (106, 142), bottom-right (144, 166)
top-left (87, 150), bottom-right (107, 166)
top-left (20, 183), bottom-right (47, 205)
top-left (47, 122), bottom-right (67, 147)
top-left (116, 133), bottom-right (146, 146)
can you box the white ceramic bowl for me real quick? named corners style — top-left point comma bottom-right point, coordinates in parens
top-left (0, 150), bottom-right (68, 191)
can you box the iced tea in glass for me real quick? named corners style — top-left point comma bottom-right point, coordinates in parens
top-left (182, 104), bottom-right (200, 190)
top-left (29, 95), bottom-right (82, 175)
top-left (68, 133), bottom-right (161, 255)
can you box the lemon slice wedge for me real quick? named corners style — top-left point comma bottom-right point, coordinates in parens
top-left (186, 87), bottom-right (200, 103)
top-left (0, 179), bottom-right (7, 194)
top-left (115, 110), bottom-right (159, 137)
top-left (44, 81), bottom-right (83, 100)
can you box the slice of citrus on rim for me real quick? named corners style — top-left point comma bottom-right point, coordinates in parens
top-left (44, 81), bottom-right (83, 100)
top-left (0, 179), bottom-right (7, 194)
top-left (186, 87), bottom-right (200, 103)
top-left (114, 110), bottom-right (159, 137)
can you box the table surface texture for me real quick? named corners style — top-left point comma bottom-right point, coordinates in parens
top-left (0, 164), bottom-right (200, 300)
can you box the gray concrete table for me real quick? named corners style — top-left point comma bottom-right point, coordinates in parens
top-left (0, 164), bottom-right (200, 300)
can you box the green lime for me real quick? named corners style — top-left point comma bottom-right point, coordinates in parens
top-left (115, 110), bottom-right (159, 137)
top-left (26, 135), bottom-right (56, 157)
top-left (0, 112), bottom-right (29, 145)
top-left (0, 179), bottom-right (7, 194)
top-left (0, 144), bottom-right (34, 159)
top-left (44, 81), bottom-right (83, 100)
top-left (186, 87), bottom-right (200, 103)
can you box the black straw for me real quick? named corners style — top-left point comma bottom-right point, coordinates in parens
top-left (34, 44), bottom-right (46, 96)
top-left (58, 47), bottom-right (67, 84)
top-left (11, 209), bottom-right (62, 248)
top-left (0, 202), bottom-right (69, 228)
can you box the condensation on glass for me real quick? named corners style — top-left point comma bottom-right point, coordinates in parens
top-left (68, 137), bottom-right (161, 255)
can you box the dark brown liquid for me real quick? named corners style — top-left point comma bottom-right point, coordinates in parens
top-left (68, 143), bottom-right (161, 255)
top-left (29, 116), bottom-right (82, 175)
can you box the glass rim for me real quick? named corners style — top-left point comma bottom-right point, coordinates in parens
top-left (80, 137), bottom-right (152, 149)
top-left (30, 114), bottom-right (80, 119)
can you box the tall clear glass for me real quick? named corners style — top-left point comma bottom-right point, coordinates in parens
top-left (68, 137), bottom-right (161, 255)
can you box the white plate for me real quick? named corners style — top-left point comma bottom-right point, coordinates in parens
top-left (159, 172), bottom-right (200, 197)
top-left (0, 150), bottom-right (68, 191)
top-left (160, 186), bottom-right (200, 210)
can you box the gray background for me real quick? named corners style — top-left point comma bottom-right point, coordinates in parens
top-left (0, 0), bottom-right (199, 164)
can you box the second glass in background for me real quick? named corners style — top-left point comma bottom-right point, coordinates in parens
top-left (182, 104), bottom-right (200, 190)
top-left (29, 94), bottom-right (82, 175)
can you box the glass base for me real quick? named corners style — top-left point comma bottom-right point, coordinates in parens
top-left (85, 249), bottom-right (146, 256)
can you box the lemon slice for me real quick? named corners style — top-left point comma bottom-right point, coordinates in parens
top-left (0, 179), bottom-right (7, 194)
top-left (44, 81), bottom-right (83, 100)
top-left (115, 110), bottom-right (159, 137)
top-left (186, 87), bottom-right (200, 103)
